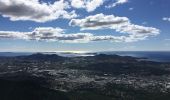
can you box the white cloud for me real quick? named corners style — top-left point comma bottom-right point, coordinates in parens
top-left (0, 25), bottom-right (160, 43)
top-left (0, 27), bottom-right (99, 43)
top-left (70, 0), bottom-right (104, 12)
top-left (0, 31), bottom-right (29, 39)
top-left (162, 17), bottom-right (170, 22)
top-left (90, 35), bottom-right (126, 42)
top-left (70, 0), bottom-right (85, 9)
top-left (129, 7), bottom-right (134, 11)
top-left (0, 0), bottom-right (78, 22)
top-left (0, 27), bottom-right (120, 43)
top-left (23, 27), bottom-right (95, 42)
top-left (69, 13), bottom-right (129, 30)
top-left (105, 0), bottom-right (128, 8)
top-left (0, 27), bottom-right (124, 43)
top-left (69, 13), bottom-right (160, 42)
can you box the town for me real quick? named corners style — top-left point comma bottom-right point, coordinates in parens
top-left (0, 53), bottom-right (170, 100)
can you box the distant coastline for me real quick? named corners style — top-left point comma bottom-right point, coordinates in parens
top-left (0, 51), bottom-right (170, 62)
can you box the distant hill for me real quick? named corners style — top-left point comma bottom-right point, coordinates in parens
top-left (17, 53), bottom-right (66, 61)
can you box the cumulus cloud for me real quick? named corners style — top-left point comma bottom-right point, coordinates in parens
top-left (69, 13), bottom-right (129, 30)
top-left (0, 27), bottom-right (115, 43)
top-left (0, 27), bottom-right (119, 43)
top-left (0, 0), bottom-right (78, 22)
top-left (70, 0), bottom-right (104, 12)
top-left (5, 28), bottom-right (126, 43)
top-left (0, 30), bottom-right (121, 43)
top-left (0, 27), bottom-right (94, 42)
top-left (163, 17), bottom-right (170, 22)
top-left (105, 0), bottom-right (128, 8)
top-left (69, 13), bottom-right (160, 42)
top-left (0, 31), bottom-right (29, 39)
top-left (0, 25), bottom-right (160, 43)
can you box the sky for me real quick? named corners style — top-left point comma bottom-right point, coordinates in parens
top-left (0, 0), bottom-right (170, 52)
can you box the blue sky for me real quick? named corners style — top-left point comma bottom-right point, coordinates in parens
top-left (0, 0), bottom-right (170, 52)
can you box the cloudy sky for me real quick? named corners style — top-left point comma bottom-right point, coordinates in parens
top-left (0, 0), bottom-right (169, 52)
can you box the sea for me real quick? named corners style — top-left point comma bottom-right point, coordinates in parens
top-left (0, 51), bottom-right (170, 62)
top-left (99, 51), bottom-right (170, 62)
